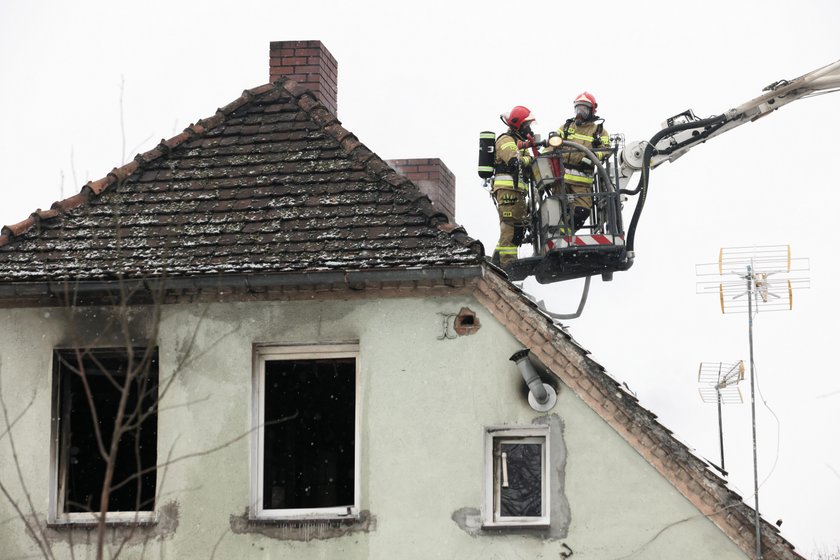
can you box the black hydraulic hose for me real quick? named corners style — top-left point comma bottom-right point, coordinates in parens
top-left (626, 114), bottom-right (728, 252)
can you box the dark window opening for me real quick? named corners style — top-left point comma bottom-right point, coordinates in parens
top-left (55, 348), bottom-right (158, 514)
top-left (263, 357), bottom-right (356, 510)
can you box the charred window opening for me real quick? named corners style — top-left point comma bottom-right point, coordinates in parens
top-left (453, 307), bottom-right (481, 336)
top-left (263, 358), bottom-right (355, 510)
top-left (53, 348), bottom-right (158, 517)
top-left (484, 427), bottom-right (549, 527)
top-left (254, 344), bottom-right (359, 519)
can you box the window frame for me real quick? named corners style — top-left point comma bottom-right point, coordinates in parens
top-left (48, 347), bottom-right (159, 525)
top-left (483, 425), bottom-right (550, 528)
top-left (251, 342), bottom-right (361, 521)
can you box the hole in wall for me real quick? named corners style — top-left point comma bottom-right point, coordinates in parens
top-left (453, 307), bottom-right (481, 336)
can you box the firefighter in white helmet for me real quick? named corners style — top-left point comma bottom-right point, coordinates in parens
top-left (492, 105), bottom-right (537, 267)
top-left (555, 92), bottom-right (610, 231)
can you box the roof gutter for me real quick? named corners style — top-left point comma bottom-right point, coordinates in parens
top-left (0, 266), bottom-right (485, 303)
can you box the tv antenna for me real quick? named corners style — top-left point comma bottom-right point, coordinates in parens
top-left (696, 244), bottom-right (809, 560)
top-left (697, 360), bottom-right (744, 473)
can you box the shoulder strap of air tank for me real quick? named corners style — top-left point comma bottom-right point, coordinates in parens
top-left (563, 118), bottom-right (574, 136)
top-left (592, 119), bottom-right (605, 146)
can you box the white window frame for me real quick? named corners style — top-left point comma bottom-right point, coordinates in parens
top-left (48, 347), bottom-right (158, 525)
top-left (483, 425), bottom-right (550, 528)
top-left (251, 342), bottom-right (361, 520)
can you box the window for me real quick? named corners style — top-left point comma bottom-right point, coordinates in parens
top-left (252, 344), bottom-right (359, 519)
top-left (483, 426), bottom-right (550, 528)
top-left (50, 348), bottom-right (159, 523)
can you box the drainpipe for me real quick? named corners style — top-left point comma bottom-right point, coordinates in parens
top-left (510, 349), bottom-right (557, 412)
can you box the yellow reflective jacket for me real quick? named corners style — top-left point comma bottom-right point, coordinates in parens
top-left (557, 118), bottom-right (610, 170)
top-left (492, 132), bottom-right (531, 193)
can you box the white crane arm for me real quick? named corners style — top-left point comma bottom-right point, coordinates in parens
top-left (618, 59), bottom-right (840, 187)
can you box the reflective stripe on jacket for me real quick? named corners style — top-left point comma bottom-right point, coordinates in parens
top-left (492, 132), bottom-right (531, 192)
top-left (563, 168), bottom-right (594, 185)
top-left (492, 173), bottom-right (528, 192)
top-left (557, 120), bottom-right (609, 165)
top-left (495, 245), bottom-right (518, 256)
top-left (556, 119), bottom-right (609, 185)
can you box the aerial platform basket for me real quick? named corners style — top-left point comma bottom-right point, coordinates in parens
top-left (505, 150), bottom-right (633, 283)
top-left (506, 238), bottom-right (632, 283)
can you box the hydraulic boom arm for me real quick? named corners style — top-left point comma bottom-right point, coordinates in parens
top-left (617, 58), bottom-right (840, 187)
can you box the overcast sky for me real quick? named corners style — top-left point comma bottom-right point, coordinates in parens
top-left (1, 0), bottom-right (838, 554)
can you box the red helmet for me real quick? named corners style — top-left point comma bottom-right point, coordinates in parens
top-left (501, 105), bottom-right (536, 131)
top-left (573, 92), bottom-right (598, 113)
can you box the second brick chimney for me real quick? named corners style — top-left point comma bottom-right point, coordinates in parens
top-left (270, 40), bottom-right (338, 115)
top-left (386, 159), bottom-right (456, 221)
top-left (269, 40), bottom-right (456, 222)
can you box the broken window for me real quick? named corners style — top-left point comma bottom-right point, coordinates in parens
top-left (252, 344), bottom-right (359, 519)
top-left (484, 426), bottom-right (550, 527)
top-left (51, 348), bottom-right (159, 522)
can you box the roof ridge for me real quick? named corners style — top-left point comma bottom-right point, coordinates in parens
top-left (0, 83), bottom-right (276, 248)
top-left (277, 78), bottom-right (485, 258)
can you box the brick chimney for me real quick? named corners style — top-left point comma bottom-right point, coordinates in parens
top-left (268, 42), bottom-right (456, 222)
top-left (386, 159), bottom-right (456, 221)
top-left (269, 40), bottom-right (338, 115)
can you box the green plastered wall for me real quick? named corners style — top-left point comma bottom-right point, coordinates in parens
top-left (0, 295), bottom-right (748, 559)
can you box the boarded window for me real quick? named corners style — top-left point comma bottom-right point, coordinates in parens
top-left (53, 348), bottom-right (158, 518)
top-left (484, 427), bottom-right (549, 527)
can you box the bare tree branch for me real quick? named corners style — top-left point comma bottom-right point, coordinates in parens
top-left (109, 413), bottom-right (298, 496)
top-left (209, 527), bottom-right (231, 560)
top-left (0, 367), bottom-right (55, 560)
top-left (0, 391), bottom-right (37, 443)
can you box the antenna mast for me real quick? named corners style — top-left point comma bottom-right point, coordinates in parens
top-left (697, 245), bottom-right (809, 560)
top-left (697, 361), bottom-right (744, 472)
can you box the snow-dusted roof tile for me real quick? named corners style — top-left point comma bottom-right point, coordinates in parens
top-left (0, 80), bottom-right (482, 282)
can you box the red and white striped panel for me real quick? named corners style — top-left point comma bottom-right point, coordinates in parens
top-left (545, 235), bottom-right (625, 251)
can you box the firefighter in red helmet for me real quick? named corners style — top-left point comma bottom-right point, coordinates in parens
top-left (492, 105), bottom-right (537, 267)
top-left (555, 92), bottom-right (610, 231)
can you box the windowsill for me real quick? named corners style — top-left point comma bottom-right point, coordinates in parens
top-left (249, 512), bottom-right (361, 525)
top-left (481, 519), bottom-right (551, 530)
top-left (231, 509), bottom-right (374, 540)
top-left (48, 511), bottom-right (158, 528)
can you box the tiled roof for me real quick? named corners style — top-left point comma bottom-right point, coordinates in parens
top-left (0, 80), bottom-right (483, 282)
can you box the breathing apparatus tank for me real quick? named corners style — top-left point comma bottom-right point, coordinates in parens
top-left (478, 131), bottom-right (496, 178)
